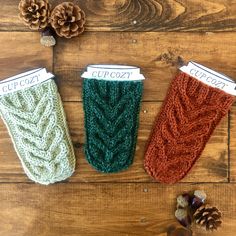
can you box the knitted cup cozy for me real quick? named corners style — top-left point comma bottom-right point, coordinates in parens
top-left (144, 71), bottom-right (235, 184)
top-left (0, 69), bottom-right (76, 184)
top-left (82, 73), bottom-right (143, 173)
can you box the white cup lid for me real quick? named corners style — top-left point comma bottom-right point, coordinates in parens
top-left (81, 64), bottom-right (145, 81)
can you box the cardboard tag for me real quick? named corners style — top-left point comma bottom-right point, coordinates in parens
top-left (0, 68), bottom-right (54, 95)
top-left (180, 61), bottom-right (236, 96)
top-left (81, 65), bottom-right (145, 81)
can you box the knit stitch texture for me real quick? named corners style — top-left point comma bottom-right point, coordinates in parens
top-left (83, 78), bottom-right (143, 173)
top-left (0, 79), bottom-right (75, 184)
top-left (144, 72), bottom-right (235, 184)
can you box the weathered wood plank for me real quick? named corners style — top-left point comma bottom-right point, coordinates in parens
top-left (0, 32), bottom-right (52, 79)
top-left (1, 0), bottom-right (236, 32)
top-left (54, 32), bottom-right (236, 102)
top-left (0, 183), bottom-right (235, 236)
top-left (230, 106), bottom-right (236, 182)
top-left (0, 102), bottom-right (229, 183)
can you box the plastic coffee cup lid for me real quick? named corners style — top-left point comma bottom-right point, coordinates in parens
top-left (81, 64), bottom-right (145, 81)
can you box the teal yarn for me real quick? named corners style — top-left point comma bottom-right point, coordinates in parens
top-left (0, 79), bottom-right (75, 185)
top-left (83, 78), bottom-right (143, 173)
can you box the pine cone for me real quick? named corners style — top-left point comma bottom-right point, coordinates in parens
top-left (193, 204), bottom-right (222, 231)
top-left (50, 2), bottom-right (85, 38)
top-left (18, 0), bottom-right (51, 30)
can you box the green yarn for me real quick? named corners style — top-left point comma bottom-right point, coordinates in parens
top-left (83, 78), bottom-right (143, 173)
top-left (0, 79), bottom-right (75, 184)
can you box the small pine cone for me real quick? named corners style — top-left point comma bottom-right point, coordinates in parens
top-left (193, 204), bottom-right (222, 231)
top-left (18, 0), bottom-right (51, 30)
top-left (50, 2), bottom-right (85, 38)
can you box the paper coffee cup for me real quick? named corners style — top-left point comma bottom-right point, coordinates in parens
top-left (81, 65), bottom-right (145, 81)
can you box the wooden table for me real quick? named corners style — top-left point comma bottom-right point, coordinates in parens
top-left (0, 1), bottom-right (236, 235)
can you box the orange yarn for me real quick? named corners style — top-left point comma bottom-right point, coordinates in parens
top-left (144, 72), bottom-right (235, 184)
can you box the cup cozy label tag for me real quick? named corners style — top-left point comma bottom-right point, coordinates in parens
top-left (81, 65), bottom-right (145, 81)
top-left (180, 61), bottom-right (236, 96)
top-left (0, 68), bottom-right (54, 95)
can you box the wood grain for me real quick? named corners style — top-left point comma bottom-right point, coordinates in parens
top-left (54, 32), bottom-right (236, 102)
top-left (0, 32), bottom-right (52, 79)
top-left (0, 183), bottom-right (235, 236)
top-left (0, 101), bottom-right (229, 183)
top-left (230, 106), bottom-right (236, 182)
top-left (1, 0), bottom-right (236, 32)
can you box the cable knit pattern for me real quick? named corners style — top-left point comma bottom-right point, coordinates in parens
top-left (0, 79), bottom-right (75, 184)
top-left (144, 72), bottom-right (235, 184)
top-left (83, 79), bottom-right (143, 173)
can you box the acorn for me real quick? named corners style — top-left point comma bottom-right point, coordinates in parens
top-left (191, 190), bottom-right (207, 210)
top-left (175, 208), bottom-right (191, 227)
top-left (168, 226), bottom-right (193, 236)
top-left (40, 27), bottom-right (56, 47)
top-left (177, 193), bottom-right (191, 208)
